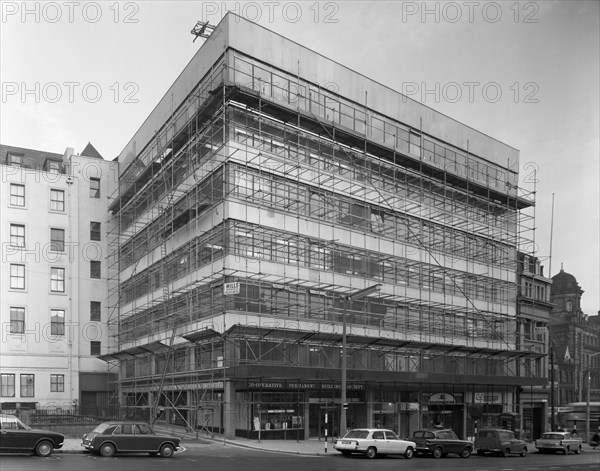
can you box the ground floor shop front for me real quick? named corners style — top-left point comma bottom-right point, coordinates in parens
top-left (145, 374), bottom-right (544, 441)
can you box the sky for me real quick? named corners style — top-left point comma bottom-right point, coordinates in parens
top-left (1, 1), bottom-right (599, 315)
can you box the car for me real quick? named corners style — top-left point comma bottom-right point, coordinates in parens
top-left (474, 428), bottom-right (528, 457)
top-left (0, 413), bottom-right (64, 457)
top-left (333, 428), bottom-right (416, 459)
top-left (535, 431), bottom-right (583, 454)
top-left (81, 421), bottom-right (181, 457)
top-left (411, 429), bottom-right (473, 458)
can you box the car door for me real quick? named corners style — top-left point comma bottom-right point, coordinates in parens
top-left (371, 430), bottom-right (387, 453)
top-left (0, 417), bottom-right (30, 451)
top-left (384, 430), bottom-right (401, 454)
top-left (443, 430), bottom-right (459, 453)
top-left (0, 420), bottom-right (19, 450)
top-left (114, 424), bottom-right (136, 451)
top-left (134, 423), bottom-right (156, 451)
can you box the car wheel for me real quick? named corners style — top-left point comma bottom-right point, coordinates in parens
top-left (563, 446), bottom-right (569, 455)
top-left (35, 440), bottom-right (53, 457)
top-left (404, 447), bottom-right (414, 459)
top-left (502, 448), bottom-right (510, 457)
top-left (159, 443), bottom-right (175, 458)
top-left (365, 447), bottom-right (377, 459)
top-left (100, 442), bottom-right (116, 457)
top-left (520, 447), bottom-right (527, 457)
top-left (460, 447), bottom-right (472, 458)
top-left (341, 451), bottom-right (351, 457)
top-left (432, 446), bottom-right (443, 459)
top-left (574, 446), bottom-right (582, 454)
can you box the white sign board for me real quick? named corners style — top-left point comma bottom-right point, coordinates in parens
top-left (224, 282), bottom-right (240, 295)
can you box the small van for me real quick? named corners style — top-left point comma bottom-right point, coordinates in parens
top-left (474, 429), bottom-right (528, 457)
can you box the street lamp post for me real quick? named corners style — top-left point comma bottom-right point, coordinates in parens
top-left (586, 352), bottom-right (600, 441)
top-left (340, 284), bottom-right (382, 438)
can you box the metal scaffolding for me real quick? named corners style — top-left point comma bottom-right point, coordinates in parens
top-left (103, 47), bottom-right (539, 435)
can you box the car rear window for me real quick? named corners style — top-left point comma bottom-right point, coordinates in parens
top-left (542, 433), bottom-right (563, 439)
top-left (345, 430), bottom-right (369, 439)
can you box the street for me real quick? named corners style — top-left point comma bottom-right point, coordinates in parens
top-left (1, 445), bottom-right (599, 471)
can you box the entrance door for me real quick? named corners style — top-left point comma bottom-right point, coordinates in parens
top-left (308, 404), bottom-right (338, 438)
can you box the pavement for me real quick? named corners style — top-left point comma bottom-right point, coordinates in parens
top-left (56, 425), bottom-right (600, 457)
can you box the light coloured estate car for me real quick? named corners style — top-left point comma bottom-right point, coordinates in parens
top-left (535, 431), bottom-right (583, 454)
top-left (334, 428), bottom-right (416, 459)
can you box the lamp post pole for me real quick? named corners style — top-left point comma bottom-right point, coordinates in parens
top-left (339, 284), bottom-right (382, 438)
top-left (340, 295), bottom-right (348, 439)
top-left (550, 347), bottom-right (556, 432)
top-left (586, 352), bottom-right (600, 441)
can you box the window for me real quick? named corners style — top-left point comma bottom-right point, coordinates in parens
top-left (50, 309), bottom-right (65, 336)
top-left (50, 189), bottom-right (65, 211)
top-left (1, 374), bottom-right (15, 397)
top-left (90, 301), bottom-right (101, 321)
top-left (89, 178), bottom-right (100, 198)
top-left (50, 374), bottom-right (64, 392)
top-left (566, 299), bottom-right (573, 312)
top-left (9, 307), bottom-right (25, 333)
top-left (20, 374), bottom-right (34, 397)
top-left (7, 153), bottom-right (23, 167)
top-left (50, 227), bottom-right (65, 252)
top-left (90, 221), bottom-right (101, 241)
top-left (10, 264), bottom-right (25, 289)
top-left (50, 267), bottom-right (65, 292)
top-left (90, 261), bottom-right (101, 279)
top-left (9, 224), bottom-right (25, 247)
top-left (46, 160), bottom-right (61, 173)
top-left (50, 228), bottom-right (65, 252)
top-left (90, 341), bottom-right (101, 356)
top-left (10, 184), bottom-right (25, 206)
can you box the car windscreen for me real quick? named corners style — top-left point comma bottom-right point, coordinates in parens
top-left (344, 430), bottom-right (369, 439)
top-left (91, 423), bottom-right (113, 434)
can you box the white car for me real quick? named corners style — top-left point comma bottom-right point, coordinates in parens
top-left (334, 428), bottom-right (416, 459)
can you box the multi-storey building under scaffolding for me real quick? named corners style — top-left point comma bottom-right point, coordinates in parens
top-left (104, 14), bottom-right (540, 440)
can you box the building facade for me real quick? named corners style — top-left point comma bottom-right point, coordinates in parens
top-left (0, 143), bottom-right (117, 414)
top-left (550, 268), bottom-right (600, 407)
top-left (105, 14), bottom-right (542, 440)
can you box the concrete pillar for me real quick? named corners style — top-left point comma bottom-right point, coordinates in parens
top-left (462, 404), bottom-right (468, 439)
top-left (304, 401), bottom-right (310, 440)
top-left (366, 389), bottom-right (374, 428)
top-left (224, 379), bottom-right (236, 439)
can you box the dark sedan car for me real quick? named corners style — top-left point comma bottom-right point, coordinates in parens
top-left (412, 429), bottom-right (473, 458)
top-left (0, 414), bottom-right (64, 456)
top-left (82, 421), bottom-right (181, 457)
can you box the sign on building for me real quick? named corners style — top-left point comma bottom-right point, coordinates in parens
top-left (224, 282), bottom-right (240, 295)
